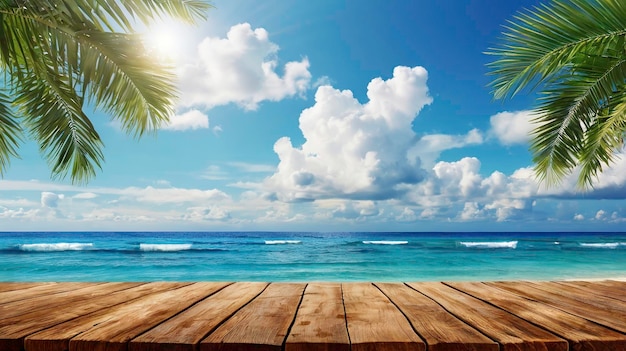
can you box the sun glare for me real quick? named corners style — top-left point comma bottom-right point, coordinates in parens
top-left (143, 25), bottom-right (183, 61)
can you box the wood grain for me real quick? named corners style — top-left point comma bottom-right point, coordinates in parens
top-left (343, 283), bottom-right (424, 351)
top-left (0, 282), bottom-right (99, 306)
top-left (285, 283), bottom-right (350, 351)
top-left (21, 282), bottom-right (194, 351)
top-left (0, 281), bottom-right (622, 351)
top-left (200, 283), bottom-right (306, 351)
top-left (448, 281), bottom-right (626, 351)
top-left (376, 283), bottom-right (498, 351)
top-left (409, 282), bottom-right (567, 351)
top-left (489, 281), bottom-right (626, 333)
top-left (0, 282), bottom-right (55, 293)
top-left (529, 281), bottom-right (626, 311)
top-left (555, 281), bottom-right (626, 302)
top-left (0, 282), bottom-right (140, 320)
top-left (43, 282), bottom-right (228, 351)
top-left (130, 282), bottom-right (267, 351)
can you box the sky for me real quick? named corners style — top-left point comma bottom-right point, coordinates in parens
top-left (2, 0), bottom-right (626, 232)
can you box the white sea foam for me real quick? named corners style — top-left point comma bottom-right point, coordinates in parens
top-left (459, 241), bottom-right (518, 249)
top-left (264, 240), bottom-right (301, 245)
top-left (139, 243), bottom-right (192, 252)
top-left (19, 243), bottom-right (94, 252)
top-left (362, 241), bottom-right (408, 245)
top-left (580, 243), bottom-right (620, 249)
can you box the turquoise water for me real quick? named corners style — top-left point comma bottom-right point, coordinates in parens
top-left (1, 232), bottom-right (626, 282)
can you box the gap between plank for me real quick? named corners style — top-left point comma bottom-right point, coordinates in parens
top-left (373, 283), bottom-right (429, 350)
top-left (281, 283), bottom-right (308, 351)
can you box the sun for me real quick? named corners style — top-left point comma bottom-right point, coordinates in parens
top-left (144, 29), bottom-right (177, 59)
top-left (142, 24), bottom-right (183, 61)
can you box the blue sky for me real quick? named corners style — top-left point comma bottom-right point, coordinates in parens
top-left (2, 0), bottom-right (626, 232)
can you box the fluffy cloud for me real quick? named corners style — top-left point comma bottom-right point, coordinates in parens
top-left (460, 202), bottom-right (482, 220)
top-left (402, 157), bottom-right (539, 222)
top-left (123, 186), bottom-right (230, 204)
top-left (162, 110), bottom-right (209, 131)
top-left (185, 206), bottom-right (231, 221)
top-left (178, 23), bottom-right (311, 110)
top-left (489, 110), bottom-right (536, 145)
top-left (408, 129), bottom-right (483, 168)
top-left (265, 66), bottom-right (433, 201)
top-left (73, 192), bottom-right (98, 200)
top-left (41, 192), bottom-right (64, 208)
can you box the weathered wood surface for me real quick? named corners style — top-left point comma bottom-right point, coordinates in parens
top-left (200, 283), bottom-right (305, 351)
top-left (343, 283), bottom-right (424, 351)
top-left (409, 282), bottom-right (568, 351)
top-left (376, 283), bottom-right (498, 351)
top-left (285, 283), bottom-right (350, 351)
top-left (448, 282), bottom-right (626, 350)
top-left (0, 281), bottom-right (622, 351)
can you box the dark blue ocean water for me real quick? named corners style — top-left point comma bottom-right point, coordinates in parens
top-left (1, 232), bottom-right (625, 282)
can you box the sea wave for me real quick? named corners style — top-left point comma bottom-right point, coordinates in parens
top-left (139, 244), bottom-right (193, 252)
top-left (362, 241), bottom-right (408, 245)
top-left (264, 240), bottom-right (302, 245)
top-left (459, 241), bottom-right (518, 249)
top-left (579, 243), bottom-right (621, 249)
top-left (19, 243), bottom-right (94, 252)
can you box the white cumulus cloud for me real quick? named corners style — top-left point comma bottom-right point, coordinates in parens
top-left (408, 129), bottom-right (483, 168)
top-left (41, 192), bottom-right (64, 208)
top-left (265, 66), bottom-right (433, 201)
top-left (178, 23), bottom-right (311, 110)
top-left (489, 110), bottom-right (536, 145)
top-left (162, 109), bottom-right (209, 131)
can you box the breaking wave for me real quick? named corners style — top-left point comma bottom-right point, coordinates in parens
top-left (139, 244), bottom-right (193, 252)
top-left (19, 243), bottom-right (94, 252)
top-left (362, 241), bottom-right (408, 245)
top-left (265, 240), bottom-right (302, 245)
top-left (459, 241), bottom-right (518, 249)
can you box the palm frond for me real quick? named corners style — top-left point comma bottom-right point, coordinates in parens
top-left (77, 30), bottom-right (177, 136)
top-left (488, 0), bottom-right (626, 99)
top-left (14, 68), bottom-right (104, 184)
top-left (0, 0), bottom-right (211, 183)
top-left (488, 0), bottom-right (626, 189)
top-left (0, 90), bottom-right (22, 175)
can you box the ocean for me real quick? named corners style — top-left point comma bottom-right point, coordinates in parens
top-left (1, 231), bottom-right (625, 282)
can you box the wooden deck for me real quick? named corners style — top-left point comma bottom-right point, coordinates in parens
top-left (0, 281), bottom-right (625, 351)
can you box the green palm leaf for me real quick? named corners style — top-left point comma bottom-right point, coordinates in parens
top-left (488, 0), bottom-right (626, 189)
top-left (0, 90), bottom-right (22, 175)
top-left (0, 0), bottom-right (211, 183)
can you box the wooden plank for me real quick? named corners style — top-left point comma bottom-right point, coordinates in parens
top-left (5, 282), bottom-right (191, 351)
top-left (489, 281), bottom-right (626, 333)
top-left (0, 282), bottom-right (141, 320)
top-left (0, 282), bottom-right (100, 305)
top-left (0, 282), bottom-right (55, 293)
top-left (25, 282), bottom-right (228, 351)
top-left (408, 282), bottom-right (567, 351)
top-left (130, 282), bottom-right (267, 351)
top-left (343, 283), bottom-right (424, 351)
top-left (530, 281), bottom-right (626, 310)
top-left (448, 282), bottom-right (626, 351)
top-left (199, 283), bottom-right (306, 351)
top-left (556, 281), bottom-right (626, 302)
top-left (285, 283), bottom-right (350, 351)
top-left (376, 283), bottom-right (498, 351)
